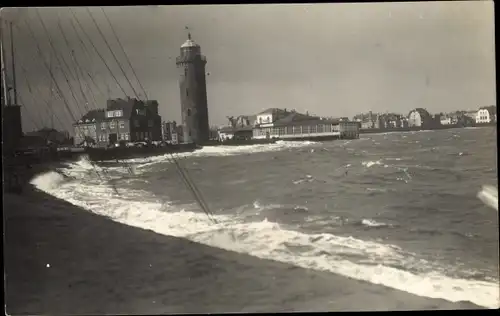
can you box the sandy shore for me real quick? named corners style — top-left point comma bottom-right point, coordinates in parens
top-left (4, 178), bottom-right (484, 314)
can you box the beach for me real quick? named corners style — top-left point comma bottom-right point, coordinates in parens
top-left (4, 181), bottom-right (483, 314)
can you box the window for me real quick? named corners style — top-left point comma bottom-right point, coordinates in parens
top-left (134, 120), bottom-right (140, 127)
top-left (125, 133), bottom-right (129, 141)
top-left (114, 110), bottom-right (122, 117)
top-left (187, 109), bottom-right (191, 116)
top-left (136, 132), bottom-right (140, 140)
top-left (184, 68), bottom-right (188, 76)
top-left (107, 111), bottom-right (114, 118)
top-left (119, 121), bottom-right (125, 129)
top-left (101, 123), bottom-right (106, 130)
top-left (188, 130), bottom-right (192, 137)
top-left (148, 120), bottom-right (153, 127)
top-left (186, 89), bottom-right (189, 97)
top-left (110, 121), bottom-right (116, 129)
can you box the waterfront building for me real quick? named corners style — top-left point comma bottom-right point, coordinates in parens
top-left (176, 33), bottom-right (210, 144)
top-left (162, 121), bottom-right (179, 144)
top-left (252, 109), bottom-right (359, 140)
top-left (476, 106), bottom-right (496, 124)
top-left (407, 108), bottom-right (433, 128)
top-left (440, 115), bottom-right (452, 125)
top-left (74, 98), bottom-right (162, 147)
top-left (73, 109), bottom-right (102, 147)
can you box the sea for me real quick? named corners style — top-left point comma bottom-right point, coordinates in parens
top-left (30, 126), bottom-right (499, 310)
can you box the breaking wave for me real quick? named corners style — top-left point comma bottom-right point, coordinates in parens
top-left (27, 163), bottom-right (500, 309)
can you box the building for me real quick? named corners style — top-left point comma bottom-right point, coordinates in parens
top-left (176, 33), bottom-right (210, 144)
top-left (73, 109), bottom-right (103, 147)
top-left (360, 120), bottom-right (374, 129)
top-left (227, 115), bottom-right (256, 128)
top-left (255, 108), bottom-right (292, 126)
top-left (162, 121), bottom-right (179, 144)
top-left (74, 98), bottom-right (162, 147)
top-left (407, 108), bottom-right (433, 128)
top-left (252, 109), bottom-right (359, 140)
top-left (218, 126), bottom-right (253, 141)
top-left (476, 106), bottom-right (496, 124)
top-left (440, 115), bottom-right (452, 125)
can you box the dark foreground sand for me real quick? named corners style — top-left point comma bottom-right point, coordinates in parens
top-left (4, 177), bottom-right (483, 314)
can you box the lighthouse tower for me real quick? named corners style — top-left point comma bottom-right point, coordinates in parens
top-left (176, 32), bottom-right (209, 144)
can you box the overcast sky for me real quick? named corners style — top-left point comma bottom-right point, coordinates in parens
top-left (1, 2), bottom-right (496, 132)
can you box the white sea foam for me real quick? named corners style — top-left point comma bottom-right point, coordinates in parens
top-left (361, 218), bottom-right (391, 228)
top-left (29, 169), bottom-right (500, 309)
top-left (120, 141), bottom-right (318, 166)
top-left (477, 185), bottom-right (498, 212)
top-left (362, 160), bottom-right (383, 168)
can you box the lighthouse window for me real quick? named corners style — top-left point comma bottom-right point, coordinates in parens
top-left (187, 109), bottom-right (191, 116)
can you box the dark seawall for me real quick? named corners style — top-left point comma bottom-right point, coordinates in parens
top-left (4, 180), bottom-right (485, 314)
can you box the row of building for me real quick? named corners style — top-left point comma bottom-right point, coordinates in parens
top-left (355, 106), bottom-right (497, 131)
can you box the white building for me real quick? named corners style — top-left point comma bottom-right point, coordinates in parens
top-left (407, 108), bottom-right (432, 128)
top-left (476, 106), bottom-right (496, 124)
top-left (255, 108), bottom-right (289, 127)
top-left (440, 116), bottom-right (452, 125)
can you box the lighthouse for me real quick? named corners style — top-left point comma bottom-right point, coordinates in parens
top-left (176, 32), bottom-right (210, 144)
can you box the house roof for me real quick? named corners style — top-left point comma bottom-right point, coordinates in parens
top-left (408, 108), bottom-right (431, 118)
top-left (479, 105), bottom-right (496, 116)
top-left (272, 112), bottom-right (318, 125)
top-left (75, 109), bottom-right (105, 125)
top-left (257, 107), bottom-right (288, 115)
top-left (106, 98), bottom-right (136, 120)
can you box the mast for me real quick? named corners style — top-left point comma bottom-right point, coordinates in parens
top-left (1, 20), bottom-right (10, 107)
top-left (10, 22), bottom-right (17, 105)
top-left (49, 50), bottom-right (54, 129)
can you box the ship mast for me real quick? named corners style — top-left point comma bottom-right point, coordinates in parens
top-left (1, 20), bottom-right (10, 107)
top-left (49, 50), bottom-right (54, 129)
top-left (10, 22), bottom-right (17, 105)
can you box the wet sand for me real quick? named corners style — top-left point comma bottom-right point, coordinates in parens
top-left (4, 179), bottom-right (483, 314)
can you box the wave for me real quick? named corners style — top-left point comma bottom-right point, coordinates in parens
top-left (477, 185), bottom-right (498, 212)
top-left (29, 169), bottom-right (500, 309)
top-left (360, 218), bottom-right (392, 228)
top-left (362, 160), bottom-right (383, 168)
top-left (118, 141), bottom-right (319, 166)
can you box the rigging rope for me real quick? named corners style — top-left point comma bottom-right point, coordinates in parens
top-left (100, 7), bottom-right (149, 101)
top-left (23, 18), bottom-right (107, 187)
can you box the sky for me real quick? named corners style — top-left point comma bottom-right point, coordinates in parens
top-left (0, 2), bottom-right (496, 133)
